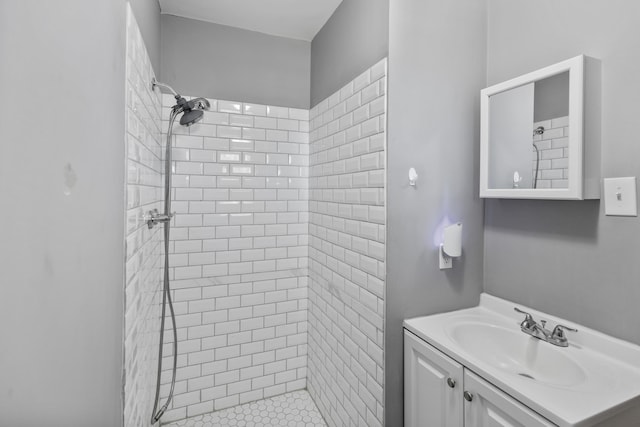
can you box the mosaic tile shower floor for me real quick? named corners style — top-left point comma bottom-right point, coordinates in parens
top-left (163, 390), bottom-right (327, 427)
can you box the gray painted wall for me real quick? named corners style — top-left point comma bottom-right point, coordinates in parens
top-left (485, 0), bottom-right (640, 345)
top-left (310, 0), bottom-right (389, 107)
top-left (160, 15), bottom-right (310, 108)
top-left (0, 1), bottom-right (126, 426)
top-left (130, 0), bottom-right (161, 72)
top-left (386, 0), bottom-right (487, 425)
top-left (534, 71), bottom-right (569, 122)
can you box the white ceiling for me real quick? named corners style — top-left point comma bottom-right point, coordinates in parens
top-left (159, 0), bottom-right (344, 42)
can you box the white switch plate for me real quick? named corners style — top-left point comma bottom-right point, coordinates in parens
top-left (604, 177), bottom-right (637, 216)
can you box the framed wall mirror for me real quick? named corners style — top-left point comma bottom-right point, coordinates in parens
top-left (480, 55), bottom-right (599, 200)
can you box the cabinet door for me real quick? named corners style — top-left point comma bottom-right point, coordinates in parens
top-left (463, 370), bottom-right (556, 427)
top-left (404, 330), bottom-right (464, 427)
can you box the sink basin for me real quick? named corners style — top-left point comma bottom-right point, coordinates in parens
top-left (447, 322), bottom-right (586, 387)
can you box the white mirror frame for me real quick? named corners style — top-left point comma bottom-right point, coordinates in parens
top-left (480, 55), bottom-right (585, 199)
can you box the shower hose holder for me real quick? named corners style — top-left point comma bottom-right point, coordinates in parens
top-left (146, 208), bottom-right (174, 229)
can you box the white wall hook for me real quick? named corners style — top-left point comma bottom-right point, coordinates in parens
top-left (409, 168), bottom-right (418, 186)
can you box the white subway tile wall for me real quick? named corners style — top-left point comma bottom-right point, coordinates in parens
top-left (307, 59), bottom-right (387, 427)
top-left (533, 116), bottom-right (569, 189)
top-left (124, 5), bottom-right (164, 427)
top-left (159, 94), bottom-right (311, 423)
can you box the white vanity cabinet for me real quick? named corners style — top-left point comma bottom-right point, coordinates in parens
top-left (404, 330), bottom-right (556, 427)
top-left (404, 329), bottom-right (464, 427)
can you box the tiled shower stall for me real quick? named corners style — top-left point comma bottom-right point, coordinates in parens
top-left (158, 96), bottom-right (312, 421)
top-left (123, 6), bottom-right (387, 426)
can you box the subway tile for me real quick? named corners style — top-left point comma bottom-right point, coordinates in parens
top-left (242, 177), bottom-right (266, 189)
top-left (369, 96), bottom-right (385, 117)
top-left (202, 264), bottom-right (228, 277)
top-left (218, 152), bottom-right (242, 163)
top-left (175, 135), bottom-right (203, 149)
top-left (243, 152), bottom-right (266, 164)
top-left (340, 81), bottom-right (355, 102)
top-left (218, 126), bottom-right (242, 139)
top-left (203, 164), bottom-right (229, 177)
top-left (218, 100), bottom-right (242, 114)
top-left (551, 116), bottom-right (569, 128)
top-left (361, 117), bottom-right (380, 137)
top-left (265, 130), bottom-right (288, 142)
top-left (266, 106), bottom-right (289, 118)
top-left (190, 175), bottom-right (217, 188)
top-left (176, 161), bottom-right (203, 175)
top-left (346, 93), bottom-right (361, 113)
top-left (242, 128), bottom-right (266, 140)
top-left (189, 201), bottom-right (215, 214)
top-left (277, 119), bottom-right (299, 132)
top-left (231, 165), bottom-right (254, 176)
top-left (278, 142), bottom-right (300, 154)
top-left (175, 188), bottom-right (203, 201)
top-left (254, 116), bottom-right (278, 129)
top-left (204, 137), bottom-right (229, 151)
top-left (230, 114), bottom-right (254, 127)
top-left (203, 189), bottom-right (229, 201)
top-left (217, 176), bottom-right (242, 188)
top-left (189, 123), bottom-right (216, 137)
top-left (353, 69), bottom-right (371, 92)
top-left (289, 109), bottom-right (309, 121)
top-left (243, 103), bottom-right (267, 116)
top-left (266, 153), bottom-right (289, 165)
top-left (203, 112), bottom-right (230, 125)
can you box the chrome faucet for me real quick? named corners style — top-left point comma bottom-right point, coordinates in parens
top-left (514, 307), bottom-right (577, 347)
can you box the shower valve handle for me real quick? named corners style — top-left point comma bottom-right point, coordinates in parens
top-left (146, 209), bottom-right (174, 229)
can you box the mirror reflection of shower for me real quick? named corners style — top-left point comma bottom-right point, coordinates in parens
top-left (147, 78), bottom-right (211, 425)
top-left (487, 71), bottom-right (570, 190)
top-left (532, 126), bottom-right (544, 189)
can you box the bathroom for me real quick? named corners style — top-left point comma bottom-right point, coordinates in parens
top-left (1, 0), bottom-right (639, 426)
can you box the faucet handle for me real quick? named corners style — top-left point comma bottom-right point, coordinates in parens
top-left (514, 307), bottom-right (536, 329)
top-left (551, 324), bottom-right (578, 339)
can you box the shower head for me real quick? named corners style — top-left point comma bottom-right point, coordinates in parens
top-left (151, 79), bottom-right (210, 127)
top-left (178, 97), bottom-right (210, 126)
top-left (173, 96), bottom-right (210, 127)
top-left (188, 97), bottom-right (211, 111)
top-left (180, 109), bottom-right (204, 126)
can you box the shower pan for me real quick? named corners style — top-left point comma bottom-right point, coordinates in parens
top-left (147, 78), bottom-right (210, 424)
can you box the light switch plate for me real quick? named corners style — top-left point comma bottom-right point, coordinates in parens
top-left (604, 177), bottom-right (637, 216)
